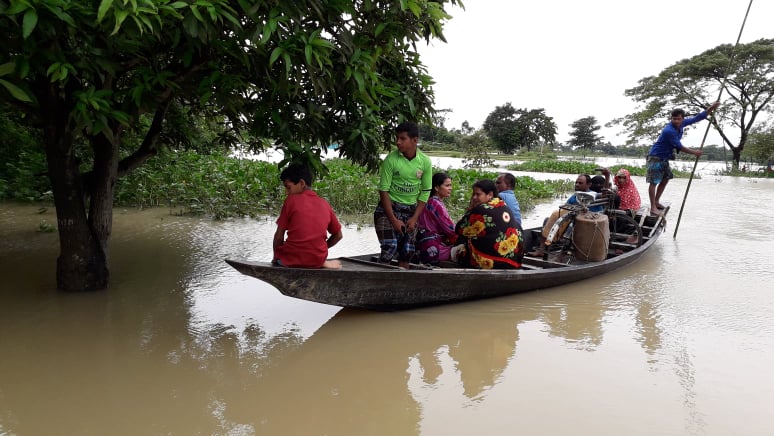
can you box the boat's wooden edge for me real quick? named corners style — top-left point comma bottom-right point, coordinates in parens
top-left (225, 258), bottom-right (268, 268)
top-left (225, 257), bottom-right (421, 272)
top-left (340, 256), bottom-right (403, 269)
top-left (221, 207), bottom-right (668, 311)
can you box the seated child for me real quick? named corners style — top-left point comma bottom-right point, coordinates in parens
top-left (272, 163), bottom-right (343, 269)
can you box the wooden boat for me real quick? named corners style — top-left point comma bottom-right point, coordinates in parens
top-left (227, 206), bottom-right (668, 311)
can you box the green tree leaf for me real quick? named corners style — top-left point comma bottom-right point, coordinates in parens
top-left (0, 78), bottom-right (33, 102)
top-left (22, 8), bottom-right (38, 38)
top-left (97, 0), bottom-right (114, 23)
top-left (0, 62), bottom-right (15, 76)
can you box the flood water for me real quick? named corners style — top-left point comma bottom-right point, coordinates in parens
top-left (1, 172), bottom-right (773, 435)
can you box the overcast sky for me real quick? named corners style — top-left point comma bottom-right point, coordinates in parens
top-left (417, 0), bottom-right (773, 147)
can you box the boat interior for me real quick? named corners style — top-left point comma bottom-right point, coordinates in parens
top-left (354, 204), bottom-right (668, 271)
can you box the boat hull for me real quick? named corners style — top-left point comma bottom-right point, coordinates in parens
top-left (227, 215), bottom-right (665, 310)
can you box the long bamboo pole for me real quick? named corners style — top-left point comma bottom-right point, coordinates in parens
top-left (673, 0), bottom-right (754, 238)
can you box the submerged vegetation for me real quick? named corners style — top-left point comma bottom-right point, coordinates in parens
top-left (115, 151), bottom-right (571, 222)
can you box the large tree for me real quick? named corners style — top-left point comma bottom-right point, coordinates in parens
top-left (418, 108), bottom-right (456, 145)
top-left (568, 116), bottom-right (603, 154)
top-left (0, 0), bottom-right (460, 291)
top-left (743, 125), bottom-right (774, 166)
top-left (513, 108), bottom-right (556, 152)
top-left (482, 103), bottom-right (556, 153)
top-left (457, 129), bottom-right (493, 168)
top-left (612, 38), bottom-right (774, 167)
top-left (482, 103), bottom-right (519, 153)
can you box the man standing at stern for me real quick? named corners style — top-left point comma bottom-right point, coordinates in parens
top-left (374, 122), bottom-right (433, 268)
top-left (646, 101), bottom-right (720, 215)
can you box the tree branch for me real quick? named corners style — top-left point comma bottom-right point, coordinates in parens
top-left (116, 102), bottom-right (170, 178)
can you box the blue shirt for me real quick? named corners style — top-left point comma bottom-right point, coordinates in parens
top-left (498, 190), bottom-right (522, 225)
top-left (567, 191), bottom-right (604, 212)
top-left (648, 111), bottom-right (708, 160)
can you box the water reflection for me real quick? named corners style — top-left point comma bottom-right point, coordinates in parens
top-left (236, 293), bottom-right (609, 435)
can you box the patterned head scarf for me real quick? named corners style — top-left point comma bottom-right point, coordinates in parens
top-left (614, 168), bottom-right (641, 211)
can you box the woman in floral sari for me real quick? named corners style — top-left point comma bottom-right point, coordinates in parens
top-left (453, 179), bottom-right (524, 269)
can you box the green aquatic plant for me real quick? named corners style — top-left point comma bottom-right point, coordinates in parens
top-left (116, 152), bottom-right (568, 223)
top-left (37, 220), bottom-right (56, 233)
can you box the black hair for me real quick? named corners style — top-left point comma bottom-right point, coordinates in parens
top-left (396, 121), bottom-right (419, 138)
top-left (671, 108), bottom-right (686, 118)
top-left (280, 163), bottom-right (313, 187)
top-left (472, 179), bottom-right (498, 197)
top-left (499, 172), bottom-right (516, 189)
top-left (431, 172), bottom-right (450, 197)
top-left (578, 174), bottom-right (592, 185)
top-left (590, 175), bottom-right (605, 193)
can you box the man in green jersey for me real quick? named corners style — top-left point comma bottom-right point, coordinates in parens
top-left (374, 121), bottom-right (433, 268)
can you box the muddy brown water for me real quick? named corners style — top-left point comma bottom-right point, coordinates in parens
top-left (1, 174), bottom-right (773, 435)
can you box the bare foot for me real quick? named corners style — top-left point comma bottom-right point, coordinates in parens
top-left (650, 209), bottom-right (662, 216)
top-left (656, 203), bottom-right (666, 209)
top-left (322, 259), bottom-right (342, 269)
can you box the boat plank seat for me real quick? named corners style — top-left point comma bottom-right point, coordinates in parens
top-left (646, 224), bottom-right (660, 238)
top-left (520, 263), bottom-right (541, 270)
top-left (364, 256), bottom-right (435, 270)
top-left (522, 256), bottom-right (575, 268)
top-left (635, 206), bottom-right (650, 226)
top-left (437, 260), bottom-right (461, 269)
top-left (637, 205), bottom-right (669, 238)
top-left (351, 256), bottom-right (404, 269)
top-left (610, 241), bottom-right (638, 250)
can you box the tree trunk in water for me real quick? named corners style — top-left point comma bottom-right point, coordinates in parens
top-left (89, 134), bottom-right (120, 265)
top-left (43, 124), bottom-right (118, 291)
top-left (44, 136), bottom-right (108, 291)
top-left (731, 147), bottom-right (742, 170)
